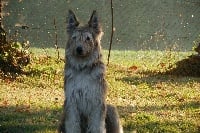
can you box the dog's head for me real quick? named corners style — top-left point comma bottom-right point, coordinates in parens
top-left (66, 10), bottom-right (103, 58)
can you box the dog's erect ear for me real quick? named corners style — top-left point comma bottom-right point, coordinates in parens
top-left (88, 10), bottom-right (101, 32)
top-left (67, 10), bottom-right (79, 32)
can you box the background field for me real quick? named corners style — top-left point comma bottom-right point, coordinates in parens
top-left (3, 0), bottom-right (200, 50)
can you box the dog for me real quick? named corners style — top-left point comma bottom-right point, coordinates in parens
top-left (58, 10), bottom-right (123, 133)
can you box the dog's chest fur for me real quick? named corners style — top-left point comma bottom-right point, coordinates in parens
top-left (65, 64), bottom-right (106, 115)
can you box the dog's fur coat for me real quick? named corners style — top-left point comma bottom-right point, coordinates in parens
top-left (58, 10), bottom-right (123, 133)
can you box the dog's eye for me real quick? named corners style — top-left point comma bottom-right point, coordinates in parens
top-left (86, 36), bottom-right (90, 41)
top-left (72, 36), bottom-right (76, 40)
top-left (71, 34), bottom-right (77, 40)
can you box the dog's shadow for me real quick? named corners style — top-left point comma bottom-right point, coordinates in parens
top-left (0, 105), bottom-right (62, 132)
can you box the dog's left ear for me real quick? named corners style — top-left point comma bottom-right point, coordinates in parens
top-left (67, 10), bottom-right (79, 32)
top-left (88, 10), bottom-right (101, 32)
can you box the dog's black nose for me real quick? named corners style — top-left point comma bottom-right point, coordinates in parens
top-left (76, 46), bottom-right (83, 55)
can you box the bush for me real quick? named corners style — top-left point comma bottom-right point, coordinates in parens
top-left (0, 27), bottom-right (30, 75)
top-left (166, 55), bottom-right (200, 77)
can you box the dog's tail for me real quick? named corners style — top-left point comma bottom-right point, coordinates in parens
top-left (106, 104), bottom-right (123, 133)
top-left (58, 110), bottom-right (65, 133)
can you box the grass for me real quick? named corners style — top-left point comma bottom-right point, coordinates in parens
top-left (0, 48), bottom-right (200, 133)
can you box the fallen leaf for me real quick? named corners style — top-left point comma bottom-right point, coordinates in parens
top-left (129, 65), bottom-right (138, 71)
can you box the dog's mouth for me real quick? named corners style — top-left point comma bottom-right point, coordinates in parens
top-left (76, 53), bottom-right (90, 58)
top-left (76, 53), bottom-right (87, 57)
top-left (75, 52), bottom-right (89, 58)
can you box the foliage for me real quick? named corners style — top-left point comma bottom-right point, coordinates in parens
top-left (162, 34), bottom-right (200, 77)
top-left (192, 34), bottom-right (200, 52)
top-left (0, 40), bottom-right (30, 77)
top-left (166, 55), bottom-right (200, 77)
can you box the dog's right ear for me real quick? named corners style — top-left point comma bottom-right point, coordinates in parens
top-left (67, 10), bottom-right (79, 32)
top-left (88, 10), bottom-right (101, 33)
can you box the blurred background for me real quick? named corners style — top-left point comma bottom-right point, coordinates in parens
top-left (2, 0), bottom-right (200, 51)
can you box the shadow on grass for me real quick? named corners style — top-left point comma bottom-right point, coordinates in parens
top-left (119, 70), bottom-right (200, 88)
top-left (123, 119), bottom-right (198, 133)
top-left (138, 100), bottom-right (200, 112)
top-left (117, 100), bottom-right (199, 116)
top-left (1, 104), bottom-right (199, 133)
top-left (0, 66), bottom-right (58, 82)
top-left (0, 69), bottom-right (45, 81)
top-left (0, 105), bottom-right (63, 133)
top-left (116, 105), bottom-right (199, 133)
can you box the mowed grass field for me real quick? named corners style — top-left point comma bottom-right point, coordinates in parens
top-left (0, 48), bottom-right (200, 133)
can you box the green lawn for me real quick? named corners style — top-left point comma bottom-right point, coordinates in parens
top-left (0, 48), bottom-right (199, 133)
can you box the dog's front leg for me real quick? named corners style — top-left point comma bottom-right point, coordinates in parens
top-left (65, 105), bottom-right (81, 133)
top-left (87, 104), bottom-right (106, 133)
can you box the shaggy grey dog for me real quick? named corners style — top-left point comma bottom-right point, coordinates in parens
top-left (58, 10), bottom-right (123, 133)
